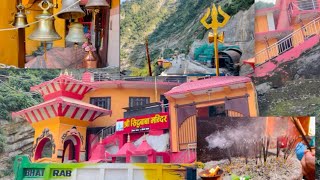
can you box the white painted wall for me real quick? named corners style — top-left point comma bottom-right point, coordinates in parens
top-left (108, 7), bottom-right (120, 67)
top-left (134, 133), bottom-right (170, 152)
top-left (267, 12), bottom-right (276, 31)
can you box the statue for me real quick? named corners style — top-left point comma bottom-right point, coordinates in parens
top-left (200, 4), bottom-right (230, 76)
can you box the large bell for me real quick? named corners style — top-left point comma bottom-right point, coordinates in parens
top-left (66, 22), bottom-right (86, 43)
top-left (29, 1), bottom-right (61, 42)
top-left (85, 0), bottom-right (110, 9)
top-left (12, 4), bottom-right (29, 28)
top-left (57, 0), bottom-right (85, 19)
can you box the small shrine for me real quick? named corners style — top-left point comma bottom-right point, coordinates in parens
top-left (13, 73), bottom-right (112, 163)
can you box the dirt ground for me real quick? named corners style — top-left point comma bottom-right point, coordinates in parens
top-left (197, 156), bottom-right (302, 180)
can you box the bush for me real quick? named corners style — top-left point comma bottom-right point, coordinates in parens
top-left (0, 128), bottom-right (5, 153)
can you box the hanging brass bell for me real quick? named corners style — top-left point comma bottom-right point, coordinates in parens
top-left (83, 51), bottom-right (97, 68)
top-left (12, 3), bottom-right (29, 28)
top-left (29, 1), bottom-right (61, 42)
top-left (66, 22), bottom-right (86, 43)
top-left (57, 0), bottom-right (85, 20)
top-left (85, 0), bottom-right (110, 9)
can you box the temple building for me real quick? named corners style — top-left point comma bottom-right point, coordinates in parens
top-left (245, 0), bottom-right (320, 76)
top-left (0, 0), bottom-right (119, 68)
top-left (13, 72), bottom-right (260, 163)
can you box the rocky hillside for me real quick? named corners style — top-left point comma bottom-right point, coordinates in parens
top-left (120, 0), bottom-right (254, 74)
top-left (0, 69), bottom-right (60, 179)
top-left (191, 4), bottom-right (255, 61)
top-left (253, 41), bottom-right (320, 175)
top-left (257, 79), bottom-right (320, 116)
top-left (254, 42), bottom-right (320, 116)
top-left (0, 119), bottom-right (34, 179)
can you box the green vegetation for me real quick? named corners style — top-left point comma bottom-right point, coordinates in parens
top-left (120, 0), bottom-right (254, 73)
top-left (0, 69), bottom-right (60, 120)
top-left (0, 128), bottom-right (5, 154)
top-left (0, 69), bottom-right (117, 120)
top-left (260, 98), bottom-right (320, 116)
top-left (317, 118), bottom-right (320, 178)
top-left (120, 0), bottom-right (177, 63)
top-left (0, 156), bottom-right (15, 178)
top-left (131, 65), bottom-right (152, 76)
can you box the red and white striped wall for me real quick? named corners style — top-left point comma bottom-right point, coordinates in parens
top-left (30, 75), bottom-right (96, 101)
top-left (12, 97), bottom-right (112, 124)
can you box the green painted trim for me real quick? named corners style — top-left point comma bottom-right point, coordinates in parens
top-left (14, 156), bottom-right (89, 180)
top-left (14, 156), bottom-right (197, 180)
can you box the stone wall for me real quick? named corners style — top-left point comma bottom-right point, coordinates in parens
top-left (0, 118), bottom-right (34, 178)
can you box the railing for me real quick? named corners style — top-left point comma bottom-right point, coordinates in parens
top-left (90, 125), bottom-right (116, 150)
top-left (124, 103), bottom-right (169, 118)
top-left (294, 0), bottom-right (319, 11)
top-left (255, 16), bottom-right (320, 65)
top-left (93, 73), bottom-right (187, 83)
top-left (93, 73), bottom-right (115, 81)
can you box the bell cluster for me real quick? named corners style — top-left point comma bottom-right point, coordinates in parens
top-left (12, 0), bottom-right (110, 43)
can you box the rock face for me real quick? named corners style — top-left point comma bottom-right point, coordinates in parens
top-left (253, 42), bottom-right (320, 116)
top-left (202, 5), bottom-right (255, 60)
top-left (189, 5), bottom-right (255, 74)
top-left (257, 79), bottom-right (320, 116)
top-left (3, 118), bottom-right (34, 156)
top-left (0, 118), bottom-right (34, 178)
top-left (121, 0), bottom-right (255, 72)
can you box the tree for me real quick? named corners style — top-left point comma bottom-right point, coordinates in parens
top-left (0, 69), bottom-right (60, 120)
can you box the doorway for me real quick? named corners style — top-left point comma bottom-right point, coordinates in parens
top-left (34, 138), bottom-right (53, 160)
top-left (62, 135), bottom-right (81, 163)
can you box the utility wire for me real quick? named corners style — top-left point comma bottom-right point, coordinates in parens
top-left (0, 0), bottom-right (81, 32)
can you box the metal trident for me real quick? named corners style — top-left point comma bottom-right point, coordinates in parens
top-left (200, 4), bottom-right (230, 76)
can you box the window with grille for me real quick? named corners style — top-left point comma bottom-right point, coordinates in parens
top-left (129, 97), bottom-right (150, 107)
top-left (90, 97), bottom-right (111, 109)
top-left (297, 0), bottom-right (318, 10)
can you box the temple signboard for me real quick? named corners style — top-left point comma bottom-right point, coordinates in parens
top-left (116, 113), bottom-right (170, 133)
top-left (24, 168), bottom-right (73, 178)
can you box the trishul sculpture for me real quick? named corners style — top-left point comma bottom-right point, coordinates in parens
top-left (200, 4), bottom-right (230, 76)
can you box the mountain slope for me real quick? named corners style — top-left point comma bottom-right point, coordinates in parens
top-left (120, 0), bottom-right (254, 73)
top-left (254, 42), bottom-right (320, 116)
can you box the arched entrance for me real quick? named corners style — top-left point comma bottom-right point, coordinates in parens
top-left (34, 138), bottom-right (53, 160)
top-left (62, 135), bottom-right (81, 163)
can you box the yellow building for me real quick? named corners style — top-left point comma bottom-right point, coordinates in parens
top-left (13, 73), bottom-right (259, 162)
top-left (0, 0), bottom-right (120, 68)
top-left (81, 72), bottom-right (181, 128)
top-left (254, 0), bottom-right (320, 65)
top-left (164, 76), bottom-right (258, 152)
top-left (13, 74), bottom-right (112, 163)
